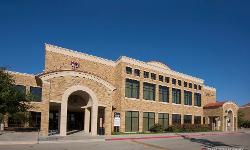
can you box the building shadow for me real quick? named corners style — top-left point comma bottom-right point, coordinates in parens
top-left (180, 135), bottom-right (242, 149)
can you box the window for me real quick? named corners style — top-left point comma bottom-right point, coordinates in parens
top-left (172, 78), bottom-right (176, 85)
top-left (151, 73), bottom-right (156, 80)
top-left (184, 82), bottom-right (187, 87)
top-left (172, 114), bottom-right (181, 125)
top-left (125, 79), bottom-right (140, 99)
top-left (30, 87), bottom-right (42, 102)
top-left (194, 116), bottom-right (201, 124)
top-left (184, 115), bottom-right (192, 124)
top-left (189, 83), bottom-right (192, 88)
top-left (165, 77), bottom-right (170, 83)
top-left (159, 75), bottom-right (164, 82)
top-left (194, 84), bottom-right (197, 89)
top-left (144, 71), bottom-right (149, 78)
top-left (143, 83), bottom-right (155, 100)
top-left (143, 112), bottom-right (155, 131)
top-left (134, 69), bottom-right (140, 76)
top-left (203, 117), bottom-right (206, 124)
top-left (126, 67), bottom-right (132, 74)
top-left (184, 91), bottom-right (192, 105)
top-left (194, 93), bottom-right (201, 107)
top-left (198, 85), bottom-right (202, 90)
top-left (125, 111), bottom-right (139, 132)
top-left (15, 85), bottom-right (26, 94)
top-left (178, 80), bottom-right (182, 86)
top-left (172, 88), bottom-right (181, 104)
top-left (158, 113), bottom-right (169, 129)
top-left (30, 112), bottom-right (41, 129)
top-left (159, 86), bottom-right (169, 102)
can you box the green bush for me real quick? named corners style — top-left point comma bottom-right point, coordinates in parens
top-left (241, 120), bottom-right (250, 128)
top-left (150, 123), bottom-right (163, 133)
top-left (166, 124), bottom-right (212, 132)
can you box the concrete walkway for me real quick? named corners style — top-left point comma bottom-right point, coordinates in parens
top-left (0, 130), bottom-right (248, 145)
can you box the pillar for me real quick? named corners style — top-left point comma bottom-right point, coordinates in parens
top-left (60, 101), bottom-right (67, 136)
top-left (139, 111), bottom-right (143, 132)
top-left (104, 106), bottom-right (112, 135)
top-left (91, 105), bottom-right (98, 135)
top-left (40, 111), bottom-right (49, 136)
top-left (84, 108), bottom-right (90, 134)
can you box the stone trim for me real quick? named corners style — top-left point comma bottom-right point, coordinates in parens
top-left (118, 56), bottom-right (204, 83)
top-left (39, 70), bottom-right (116, 92)
top-left (6, 71), bottom-right (35, 77)
top-left (45, 43), bottom-right (204, 84)
top-left (45, 44), bottom-right (116, 66)
top-left (203, 85), bottom-right (216, 91)
top-left (222, 101), bottom-right (239, 110)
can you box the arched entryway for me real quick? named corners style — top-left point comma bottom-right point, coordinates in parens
top-left (67, 91), bottom-right (88, 133)
top-left (60, 85), bottom-right (98, 136)
top-left (224, 109), bottom-right (234, 132)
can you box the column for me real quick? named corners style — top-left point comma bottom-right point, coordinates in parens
top-left (3, 114), bottom-right (8, 127)
top-left (104, 106), bottom-right (112, 135)
top-left (155, 113), bottom-right (158, 124)
top-left (139, 111), bottom-right (143, 132)
top-left (84, 108), bottom-right (90, 134)
top-left (169, 114), bottom-right (172, 126)
top-left (60, 101), bottom-right (67, 136)
top-left (91, 105), bottom-right (98, 135)
top-left (40, 111), bottom-right (49, 136)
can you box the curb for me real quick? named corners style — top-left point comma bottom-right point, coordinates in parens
top-left (39, 139), bottom-right (105, 144)
top-left (105, 132), bottom-right (244, 141)
top-left (0, 141), bottom-right (37, 145)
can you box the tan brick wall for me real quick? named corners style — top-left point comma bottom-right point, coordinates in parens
top-left (9, 44), bottom-right (241, 135)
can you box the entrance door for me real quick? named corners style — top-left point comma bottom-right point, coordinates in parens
top-left (67, 112), bottom-right (84, 132)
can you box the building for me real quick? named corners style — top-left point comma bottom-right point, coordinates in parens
top-left (239, 103), bottom-right (250, 121)
top-left (6, 44), bottom-right (239, 136)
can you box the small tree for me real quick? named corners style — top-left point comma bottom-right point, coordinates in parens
top-left (0, 68), bottom-right (32, 127)
top-left (238, 110), bottom-right (245, 128)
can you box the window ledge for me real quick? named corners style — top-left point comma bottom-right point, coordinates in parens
top-left (125, 97), bottom-right (140, 101)
top-left (159, 102), bottom-right (170, 104)
top-left (30, 101), bottom-right (42, 103)
top-left (193, 106), bottom-right (202, 108)
top-left (184, 105), bottom-right (193, 107)
top-left (172, 103), bottom-right (182, 106)
top-left (142, 99), bottom-right (156, 103)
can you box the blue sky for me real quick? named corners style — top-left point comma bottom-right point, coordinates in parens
top-left (0, 0), bottom-right (249, 106)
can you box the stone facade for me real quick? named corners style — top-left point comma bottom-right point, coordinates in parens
top-left (7, 44), bottom-right (238, 136)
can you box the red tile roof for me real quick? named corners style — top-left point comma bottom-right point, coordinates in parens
top-left (203, 101), bottom-right (226, 109)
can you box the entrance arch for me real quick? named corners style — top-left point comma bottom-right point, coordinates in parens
top-left (224, 109), bottom-right (234, 132)
top-left (60, 85), bottom-right (98, 136)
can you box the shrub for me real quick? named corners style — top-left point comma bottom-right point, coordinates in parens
top-left (166, 124), bottom-right (212, 132)
top-left (150, 123), bottom-right (163, 133)
top-left (242, 120), bottom-right (250, 128)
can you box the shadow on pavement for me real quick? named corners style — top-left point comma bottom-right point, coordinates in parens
top-left (180, 135), bottom-right (242, 149)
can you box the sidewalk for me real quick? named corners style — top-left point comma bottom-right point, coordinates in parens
top-left (105, 131), bottom-right (245, 141)
top-left (0, 131), bottom-right (38, 145)
top-left (0, 130), bottom-right (247, 145)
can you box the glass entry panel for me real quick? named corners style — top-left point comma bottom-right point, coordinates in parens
top-left (125, 111), bottom-right (139, 132)
top-left (143, 112), bottom-right (155, 131)
top-left (67, 112), bottom-right (84, 131)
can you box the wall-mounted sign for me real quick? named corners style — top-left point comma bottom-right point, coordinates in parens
top-left (114, 112), bottom-right (120, 127)
top-left (71, 61), bottom-right (80, 70)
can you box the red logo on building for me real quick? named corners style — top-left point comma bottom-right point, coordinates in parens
top-left (71, 61), bottom-right (80, 70)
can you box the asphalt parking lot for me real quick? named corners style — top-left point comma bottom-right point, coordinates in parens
top-left (0, 132), bottom-right (249, 150)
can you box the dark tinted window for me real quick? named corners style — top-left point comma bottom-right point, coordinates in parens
top-left (172, 78), bottom-right (176, 85)
top-left (30, 87), bottom-right (42, 102)
top-left (159, 75), bottom-right (164, 82)
top-left (126, 67), bottom-right (132, 74)
top-left (151, 73), bottom-right (156, 80)
top-left (144, 71), bottom-right (149, 78)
